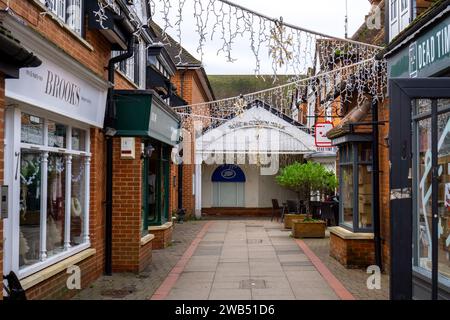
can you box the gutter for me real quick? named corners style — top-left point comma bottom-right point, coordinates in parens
top-left (104, 36), bottom-right (135, 276)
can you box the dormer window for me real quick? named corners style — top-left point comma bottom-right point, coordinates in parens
top-left (41, 0), bottom-right (83, 35)
top-left (129, 0), bottom-right (148, 25)
top-left (389, 0), bottom-right (411, 41)
top-left (112, 39), bottom-right (147, 88)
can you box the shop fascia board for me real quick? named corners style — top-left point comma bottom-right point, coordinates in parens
top-left (0, 11), bottom-right (111, 92)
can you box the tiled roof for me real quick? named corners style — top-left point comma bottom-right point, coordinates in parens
top-left (351, 1), bottom-right (386, 47)
top-left (326, 100), bottom-right (372, 139)
top-left (149, 21), bottom-right (202, 67)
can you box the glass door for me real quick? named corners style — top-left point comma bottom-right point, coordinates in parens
top-left (390, 78), bottom-right (450, 300)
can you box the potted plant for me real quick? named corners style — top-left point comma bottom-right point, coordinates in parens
top-left (276, 161), bottom-right (337, 238)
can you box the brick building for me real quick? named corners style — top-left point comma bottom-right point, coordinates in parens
top-left (149, 22), bottom-right (215, 218)
top-left (318, 0), bottom-right (388, 270)
top-left (0, 0), bottom-right (183, 300)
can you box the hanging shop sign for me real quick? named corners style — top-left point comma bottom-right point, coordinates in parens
top-left (388, 14), bottom-right (450, 78)
top-left (5, 54), bottom-right (108, 128)
top-left (314, 122), bottom-right (334, 147)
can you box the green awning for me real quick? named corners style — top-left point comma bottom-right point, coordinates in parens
top-left (113, 90), bottom-right (181, 146)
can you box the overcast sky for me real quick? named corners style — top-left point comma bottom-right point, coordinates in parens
top-left (153, 0), bottom-right (371, 75)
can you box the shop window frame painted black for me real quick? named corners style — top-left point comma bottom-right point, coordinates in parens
top-left (389, 78), bottom-right (450, 300)
top-left (338, 141), bottom-right (374, 233)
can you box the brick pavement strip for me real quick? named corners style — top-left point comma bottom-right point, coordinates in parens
top-left (302, 234), bottom-right (389, 300)
top-left (72, 220), bottom-right (207, 300)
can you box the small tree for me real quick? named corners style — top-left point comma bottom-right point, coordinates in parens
top-left (276, 161), bottom-right (337, 216)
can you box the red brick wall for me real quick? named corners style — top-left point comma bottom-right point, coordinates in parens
top-left (171, 70), bottom-right (213, 216)
top-left (330, 233), bottom-right (376, 268)
top-left (169, 164), bottom-right (178, 217)
top-left (111, 137), bottom-right (143, 273)
top-left (379, 99), bottom-right (391, 270)
top-left (150, 226), bottom-right (173, 250)
top-left (25, 253), bottom-right (98, 300)
top-left (0, 72), bottom-right (4, 300)
top-left (138, 241), bottom-right (152, 273)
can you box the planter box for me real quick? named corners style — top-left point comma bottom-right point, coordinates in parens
top-left (292, 220), bottom-right (326, 238)
top-left (284, 214), bottom-right (307, 229)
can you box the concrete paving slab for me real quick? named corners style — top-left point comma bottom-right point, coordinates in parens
top-left (209, 289), bottom-right (252, 300)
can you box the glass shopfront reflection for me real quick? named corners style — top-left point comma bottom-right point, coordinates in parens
top-left (413, 99), bottom-right (450, 296)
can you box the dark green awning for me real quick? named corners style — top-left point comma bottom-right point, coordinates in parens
top-left (113, 90), bottom-right (181, 146)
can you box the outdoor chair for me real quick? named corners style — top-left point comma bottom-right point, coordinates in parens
top-left (271, 199), bottom-right (285, 222)
top-left (286, 200), bottom-right (299, 214)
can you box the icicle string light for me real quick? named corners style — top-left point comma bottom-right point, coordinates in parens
top-left (174, 58), bottom-right (387, 133)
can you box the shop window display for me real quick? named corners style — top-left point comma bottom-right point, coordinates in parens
top-left (338, 142), bottom-right (373, 232)
top-left (16, 112), bottom-right (90, 276)
top-left (414, 99), bottom-right (450, 287)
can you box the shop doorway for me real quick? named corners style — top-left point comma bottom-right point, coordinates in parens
top-left (390, 78), bottom-right (450, 300)
top-left (142, 139), bottom-right (170, 230)
top-left (212, 165), bottom-right (245, 207)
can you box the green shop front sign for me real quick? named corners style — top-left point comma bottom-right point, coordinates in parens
top-left (388, 15), bottom-right (450, 78)
top-left (113, 90), bottom-right (181, 146)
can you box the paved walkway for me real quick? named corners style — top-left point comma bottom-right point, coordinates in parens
top-left (74, 218), bottom-right (388, 300)
top-left (73, 220), bottom-right (207, 300)
top-left (152, 220), bottom-right (352, 300)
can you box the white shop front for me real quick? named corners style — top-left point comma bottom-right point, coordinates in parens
top-left (2, 18), bottom-right (108, 280)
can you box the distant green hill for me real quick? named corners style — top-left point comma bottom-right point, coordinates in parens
top-left (208, 75), bottom-right (297, 100)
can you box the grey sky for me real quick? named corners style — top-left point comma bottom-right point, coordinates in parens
top-left (153, 0), bottom-right (371, 74)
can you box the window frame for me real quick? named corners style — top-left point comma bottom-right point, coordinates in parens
top-left (5, 107), bottom-right (91, 279)
top-left (40, 0), bottom-right (85, 36)
top-left (112, 39), bottom-right (147, 89)
top-left (338, 142), bottom-right (374, 233)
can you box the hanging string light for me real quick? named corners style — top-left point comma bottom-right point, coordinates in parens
top-left (175, 58), bottom-right (387, 133)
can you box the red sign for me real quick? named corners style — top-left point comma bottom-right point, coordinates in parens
top-left (314, 122), bottom-right (334, 147)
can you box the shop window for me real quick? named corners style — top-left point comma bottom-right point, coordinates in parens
top-left (14, 111), bottom-right (90, 278)
top-left (40, 0), bottom-right (83, 35)
top-left (413, 99), bottom-right (450, 287)
top-left (338, 142), bottom-right (373, 232)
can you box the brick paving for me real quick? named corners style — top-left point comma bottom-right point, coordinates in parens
top-left (73, 220), bottom-right (207, 300)
top-left (302, 230), bottom-right (389, 300)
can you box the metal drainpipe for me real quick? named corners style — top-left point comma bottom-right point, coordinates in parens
top-left (104, 37), bottom-right (135, 276)
top-left (371, 98), bottom-right (382, 271)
